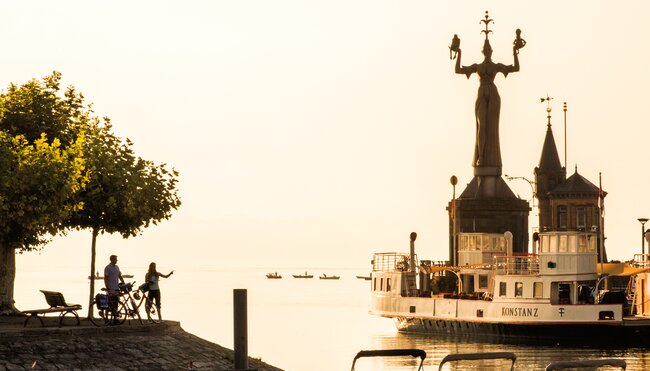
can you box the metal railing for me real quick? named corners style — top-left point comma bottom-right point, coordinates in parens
top-left (372, 252), bottom-right (417, 272)
top-left (632, 254), bottom-right (650, 268)
top-left (493, 255), bottom-right (540, 275)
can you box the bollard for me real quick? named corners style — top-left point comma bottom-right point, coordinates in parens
top-left (233, 289), bottom-right (248, 370)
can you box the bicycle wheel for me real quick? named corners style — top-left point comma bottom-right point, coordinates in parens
top-left (114, 300), bottom-right (128, 325)
top-left (128, 297), bottom-right (144, 325)
top-left (89, 299), bottom-right (115, 327)
top-left (144, 297), bottom-right (161, 324)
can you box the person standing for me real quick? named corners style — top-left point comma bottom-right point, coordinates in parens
top-left (104, 255), bottom-right (125, 318)
top-left (145, 262), bottom-right (174, 321)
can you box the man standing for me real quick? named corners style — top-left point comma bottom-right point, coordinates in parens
top-left (104, 255), bottom-right (125, 318)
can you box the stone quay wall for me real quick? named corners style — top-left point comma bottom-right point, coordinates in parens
top-left (0, 317), bottom-right (283, 371)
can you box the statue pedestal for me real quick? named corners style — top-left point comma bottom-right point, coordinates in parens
top-left (447, 175), bottom-right (530, 264)
top-left (473, 166), bottom-right (501, 177)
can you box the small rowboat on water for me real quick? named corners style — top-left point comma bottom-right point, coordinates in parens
top-left (266, 272), bottom-right (282, 279)
top-left (320, 274), bottom-right (340, 280)
top-left (293, 272), bottom-right (313, 279)
top-left (356, 275), bottom-right (371, 281)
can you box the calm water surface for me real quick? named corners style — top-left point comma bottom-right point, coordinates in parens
top-left (14, 266), bottom-right (650, 370)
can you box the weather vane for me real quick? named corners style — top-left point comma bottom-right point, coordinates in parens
top-left (540, 95), bottom-right (553, 125)
top-left (480, 11), bottom-right (493, 40)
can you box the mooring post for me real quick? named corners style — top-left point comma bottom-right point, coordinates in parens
top-left (233, 289), bottom-right (248, 370)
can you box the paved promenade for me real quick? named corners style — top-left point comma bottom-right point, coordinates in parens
top-left (0, 316), bottom-right (283, 370)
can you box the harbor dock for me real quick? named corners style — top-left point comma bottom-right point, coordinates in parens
top-left (0, 316), bottom-right (282, 370)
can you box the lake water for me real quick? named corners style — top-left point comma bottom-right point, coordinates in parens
top-left (13, 266), bottom-right (650, 370)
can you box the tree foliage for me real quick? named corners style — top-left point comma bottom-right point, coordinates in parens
top-left (0, 133), bottom-right (87, 250)
top-left (0, 72), bottom-right (181, 315)
top-left (67, 119), bottom-right (181, 237)
top-left (0, 71), bottom-right (90, 146)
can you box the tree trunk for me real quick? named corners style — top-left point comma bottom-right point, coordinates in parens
top-left (0, 246), bottom-right (18, 315)
top-left (86, 228), bottom-right (99, 319)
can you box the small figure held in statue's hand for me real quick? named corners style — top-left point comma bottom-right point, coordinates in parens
top-left (513, 28), bottom-right (526, 54)
top-left (449, 34), bottom-right (460, 60)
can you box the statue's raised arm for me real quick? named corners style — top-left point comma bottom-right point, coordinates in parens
top-left (450, 35), bottom-right (478, 79)
top-left (496, 28), bottom-right (526, 78)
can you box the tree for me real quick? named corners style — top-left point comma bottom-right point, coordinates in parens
top-left (66, 119), bottom-right (181, 318)
top-left (0, 133), bottom-right (87, 313)
top-left (0, 72), bottom-right (180, 316)
top-left (0, 72), bottom-right (91, 314)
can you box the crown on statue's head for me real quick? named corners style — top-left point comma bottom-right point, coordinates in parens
top-left (480, 11), bottom-right (494, 40)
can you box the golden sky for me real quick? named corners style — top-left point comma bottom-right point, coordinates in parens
top-left (9, 1), bottom-right (650, 270)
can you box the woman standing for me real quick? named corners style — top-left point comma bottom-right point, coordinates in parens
top-left (145, 262), bottom-right (174, 321)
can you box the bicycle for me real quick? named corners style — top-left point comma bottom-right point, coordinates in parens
top-left (135, 282), bottom-right (162, 324)
top-left (90, 282), bottom-right (142, 326)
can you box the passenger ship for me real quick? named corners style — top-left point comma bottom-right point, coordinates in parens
top-left (369, 231), bottom-right (650, 342)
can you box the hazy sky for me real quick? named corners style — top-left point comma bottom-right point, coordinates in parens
top-left (9, 1), bottom-right (650, 272)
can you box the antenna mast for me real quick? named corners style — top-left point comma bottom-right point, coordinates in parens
top-left (563, 102), bottom-right (567, 169)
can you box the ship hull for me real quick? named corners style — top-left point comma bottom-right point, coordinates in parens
top-left (390, 315), bottom-right (650, 344)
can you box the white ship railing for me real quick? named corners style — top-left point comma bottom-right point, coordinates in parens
top-left (493, 255), bottom-right (540, 275)
top-left (372, 252), bottom-right (417, 272)
top-left (632, 254), bottom-right (650, 268)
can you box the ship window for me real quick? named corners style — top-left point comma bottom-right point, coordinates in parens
top-left (479, 275), bottom-right (488, 289)
top-left (559, 235), bottom-right (568, 253)
top-left (469, 236), bottom-right (476, 250)
top-left (558, 283), bottom-right (571, 304)
top-left (380, 278), bottom-right (383, 291)
top-left (499, 282), bottom-right (507, 297)
top-left (541, 236), bottom-right (550, 253)
top-left (578, 235), bottom-right (588, 252)
top-left (477, 236), bottom-right (490, 251)
top-left (515, 282), bottom-right (523, 297)
top-left (489, 237), bottom-right (500, 252)
top-left (568, 235), bottom-right (577, 252)
top-left (599, 311), bottom-right (614, 320)
top-left (577, 207), bottom-right (586, 229)
top-left (373, 278), bottom-right (377, 291)
top-left (558, 206), bottom-right (567, 229)
top-left (386, 278), bottom-right (391, 291)
top-left (460, 235), bottom-right (468, 251)
top-left (497, 237), bottom-right (506, 252)
top-left (589, 236), bottom-right (597, 252)
top-left (534, 282), bottom-right (543, 298)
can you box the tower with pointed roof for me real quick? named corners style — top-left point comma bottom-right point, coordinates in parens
top-left (533, 108), bottom-right (607, 261)
top-left (534, 114), bottom-right (566, 230)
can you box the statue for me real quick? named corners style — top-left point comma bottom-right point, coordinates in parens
top-left (450, 12), bottom-right (525, 174)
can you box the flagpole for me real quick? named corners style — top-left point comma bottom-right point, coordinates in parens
top-left (599, 172), bottom-right (605, 280)
top-left (563, 102), bottom-right (567, 168)
top-left (450, 175), bottom-right (458, 267)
